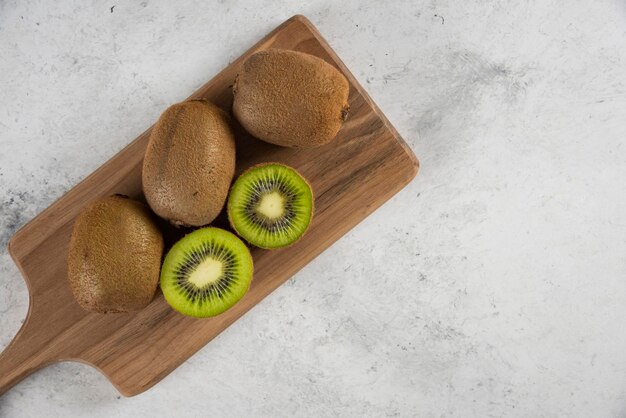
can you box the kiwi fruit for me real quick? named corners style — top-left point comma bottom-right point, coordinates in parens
top-left (160, 227), bottom-right (253, 318)
top-left (227, 163), bottom-right (313, 249)
top-left (67, 195), bottom-right (164, 313)
top-left (232, 49), bottom-right (350, 148)
top-left (142, 99), bottom-right (236, 227)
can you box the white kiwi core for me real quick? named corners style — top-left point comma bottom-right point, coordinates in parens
top-left (256, 191), bottom-right (285, 219)
top-left (187, 258), bottom-right (223, 288)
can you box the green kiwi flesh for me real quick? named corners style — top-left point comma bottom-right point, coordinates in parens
top-left (160, 227), bottom-right (253, 318)
top-left (227, 163), bottom-right (313, 249)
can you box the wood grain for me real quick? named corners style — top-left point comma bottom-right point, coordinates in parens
top-left (0, 15), bottom-right (418, 397)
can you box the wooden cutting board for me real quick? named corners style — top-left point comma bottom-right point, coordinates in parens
top-left (0, 15), bottom-right (418, 397)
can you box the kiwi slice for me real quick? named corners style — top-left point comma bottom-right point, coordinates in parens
top-left (160, 227), bottom-right (253, 318)
top-left (227, 163), bottom-right (313, 249)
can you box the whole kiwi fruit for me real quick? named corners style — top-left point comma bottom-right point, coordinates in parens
top-left (67, 195), bottom-right (164, 313)
top-left (233, 49), bottom-right (350, 148)
top-left (142, 99), bottom-right (236, 227)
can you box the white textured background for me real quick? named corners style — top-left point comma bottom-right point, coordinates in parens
top-left (1, 1), bottom-right (626, 417)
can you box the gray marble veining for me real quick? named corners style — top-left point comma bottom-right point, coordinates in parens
top-left (1, 1), bottom-right (625, 416)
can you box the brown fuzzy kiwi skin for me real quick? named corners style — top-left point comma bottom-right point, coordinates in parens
top-left (142, 99), bottom-right (236, 227)
top-left (227, 162), bottom-right (315, 250)
top-left (67, 195), bottom-right (164, 313)
top-left (232, 49), bottom-right (350, 148)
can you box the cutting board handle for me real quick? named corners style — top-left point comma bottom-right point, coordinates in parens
top-left (0, 274), bottom-right (61, 397)
top-left (0, 316), bottom-right (54, 396)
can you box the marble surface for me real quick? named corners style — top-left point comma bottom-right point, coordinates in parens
top-left (1, 0), bottom-right (626, 416)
